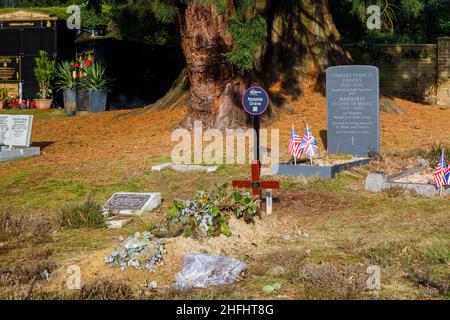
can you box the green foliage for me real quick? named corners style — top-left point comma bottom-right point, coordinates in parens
top-left (59, 198), bottom-right (105, 229)
top-left (0, 87), bottom-right (12, 103)
top-left (0, 6), bottom-right (68, 19)
top-left (54, 61), bottom-right (77, 91)
top-left (80, 5), bottom-right (111, 29)
top-left (225, 13), bottom-right (267, 73)
top-left (34, 50), bottom-right (55, 99)
top-left (78, 62), bottom-right (112, 92)
top-left (111, 1), bottom-right (177, 45)
top-left (335, 0), bottom-right (450, 44)
top-left (427, 143), bottom-right (450, 167)
top-left (150, 0), bottom-right (267, 73)
top-left (150, 0), bottom-right (180, 23)
top-left (167, 184), bottom-right (257, 237)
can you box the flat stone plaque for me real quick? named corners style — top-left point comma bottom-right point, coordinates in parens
top-left (327, 65), bottom-right (380, 157)
top-left (103, 192), bottom-right (161, 216)
top-left (0, 114), bottom-right (33, 147)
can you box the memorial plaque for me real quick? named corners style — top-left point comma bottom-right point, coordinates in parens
top-left (0, 115), bottom-right (33, 147)
top-left (0, 56), bottom-right (21, 81)
top-left (327, 65), bottom-right (380, 157)
top-left (103, 192), bottom-right (161, 216)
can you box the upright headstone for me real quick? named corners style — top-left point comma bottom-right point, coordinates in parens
top-left (326, 65), bottom-right (380, 157)
top-left (0, 114), bottom-right (33, 147)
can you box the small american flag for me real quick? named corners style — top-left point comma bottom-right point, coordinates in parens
top-left (434, 152), bottom-right (448, 188)
top-left (299, 125), bottom-right (318, 157)
top-left (288, 126), bottom-right (302, 158)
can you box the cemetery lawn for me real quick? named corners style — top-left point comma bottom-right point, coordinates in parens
top-left (0, 87), bottom-right (449, 300)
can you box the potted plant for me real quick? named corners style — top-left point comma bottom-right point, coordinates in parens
top-left (0, 88), bottom-right (12, 110)
top-left (55, 61), bottom-right (79, 116)
top-left (78, 61), bottom-right (112, 113)
top-left (34, 50), bottom-right (55, 110)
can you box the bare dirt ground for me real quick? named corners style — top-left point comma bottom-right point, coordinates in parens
top-left (0, 84), bottom-right (449, 300)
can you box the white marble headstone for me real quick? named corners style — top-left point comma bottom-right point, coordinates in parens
top-left (0, 115), bottom-right (33, 147)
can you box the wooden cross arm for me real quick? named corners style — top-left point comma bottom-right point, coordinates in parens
top-left (232, 180), bottom-right (280, 189)
top-left (260, 181), bottom-right (280, 189)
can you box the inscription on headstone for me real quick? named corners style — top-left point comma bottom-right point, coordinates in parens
top-left (0, 115), bottom-right (33, 147)
top-left (104, 193), bottom-right (151, 211)
top-left (326, 65), bottom-right (380, 157)
top-left (103, 192), bottom-right (161, 216)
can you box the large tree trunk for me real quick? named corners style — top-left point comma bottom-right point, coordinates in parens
top-left (259, 0), bottom-right (351, 94)
top-left (175, 0), bottom-right (350, 129)
top-left (177, 0), bottom-right (247, 129)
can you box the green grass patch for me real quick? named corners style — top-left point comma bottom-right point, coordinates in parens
top-left (0, 108), bottom-right (67, 121)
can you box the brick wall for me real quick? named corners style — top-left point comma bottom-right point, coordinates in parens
top-left (346, 44), bottom-right (438, 104)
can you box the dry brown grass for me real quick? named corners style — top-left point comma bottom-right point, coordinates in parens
top-left (0, 248), bottom-right (55, 299)
top-left (0, 211), bottom-right (58, 251)
top-left (77, 278), bottom-right (133, 300)
top-left (250, 250), bottom-right (367, 299)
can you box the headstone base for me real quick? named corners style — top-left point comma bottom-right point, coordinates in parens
top-left (273, 158), bottom-right (370, 179)
top-left (0, 146), bottom-right (41, 162)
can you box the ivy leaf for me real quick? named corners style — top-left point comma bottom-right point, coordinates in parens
top-left (220, 221), bottom-right (231, 236)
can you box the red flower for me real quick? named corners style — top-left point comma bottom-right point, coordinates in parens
top-left (84, 60), bottom-right (92, 68)
top-left (74, 63), bottom-right (80, 69)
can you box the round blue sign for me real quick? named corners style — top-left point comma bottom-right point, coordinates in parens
top-left (242, 86), bottom-right (269, 115)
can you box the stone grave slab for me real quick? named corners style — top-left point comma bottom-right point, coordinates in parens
top-left (327, 65), bottom-right (380, 157)
top-left (103, 192), bottom-right (161, 216)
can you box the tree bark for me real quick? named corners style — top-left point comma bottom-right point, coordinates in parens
top-left (176, 0), bottom-right (350, 129)
top-left (177, 0), bottom-right (247, 129)
top-left (259, 0), bottom-right (351, 94)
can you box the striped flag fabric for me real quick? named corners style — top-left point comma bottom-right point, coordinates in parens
top-left (434, 152), bottom-right (448, 188)
top-left (445, 167), bottom-right (450, 185)
top-left (288, 126), bottom-right (302, 158)
top-left (298, 125), bottom-right (318, 157)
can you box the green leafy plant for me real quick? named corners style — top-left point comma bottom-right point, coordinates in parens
top-left (59, 198), bottom-right (105, 229)
top-left (78, 61), bottom-right (112, 92)
top-left (54, 61), bottom-right (77, 91)
top-left (427, 143), bottom-right (450, 167)
top-left (0, 87), bottom-right (13, 104)
top-left (167, 184), bottom-right (257, 237)
top-left (34, 50), bottom-right (55, 99)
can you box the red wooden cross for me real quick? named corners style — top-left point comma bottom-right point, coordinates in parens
top-left (232, 160), bottom-right (280, 198)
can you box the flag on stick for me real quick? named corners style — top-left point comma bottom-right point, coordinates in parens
top-left (288, 124), bottom-right (302, 163)
top-left (299, 125), bottom-right (318, 164)
top-left (434, 151), bottom-right (448, 189)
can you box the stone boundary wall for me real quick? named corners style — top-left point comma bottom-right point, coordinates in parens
top-left (346, 43), bottom-right (438, 104)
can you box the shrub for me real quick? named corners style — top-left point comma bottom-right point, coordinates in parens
top-left (427, 143), bottom-right (450, 167)
top-left (59, 198), bottom-right (105, 229)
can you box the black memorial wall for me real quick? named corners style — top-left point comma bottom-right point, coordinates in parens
top-left (0, 19), bottom-right (76, 101)
top-left (75, 38), bottom-right (185, 111)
